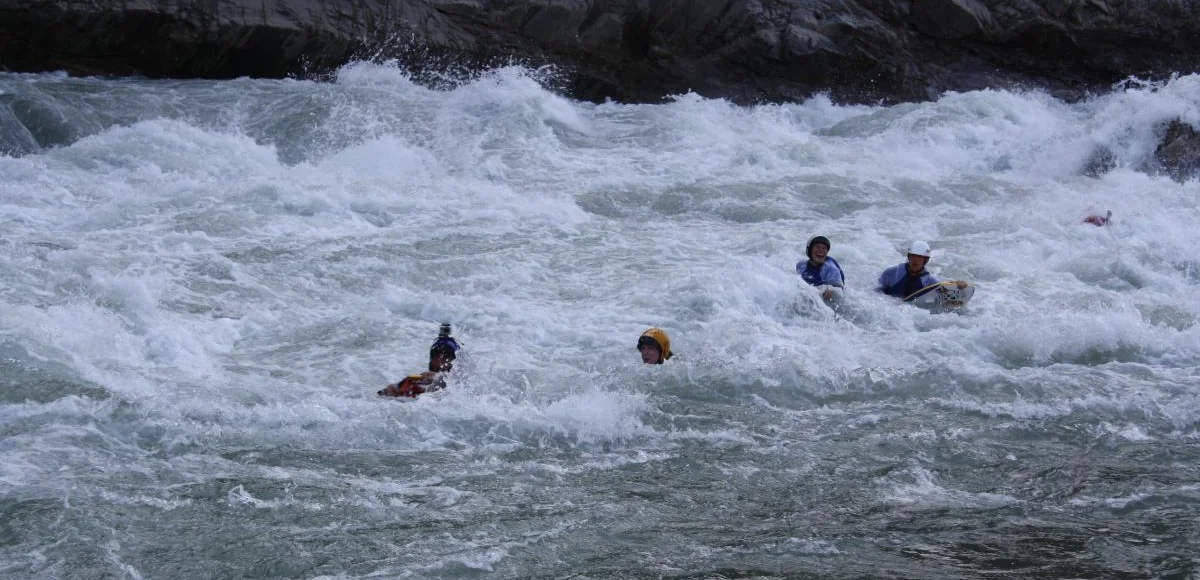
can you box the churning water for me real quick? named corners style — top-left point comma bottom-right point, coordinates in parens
top-left (2, 65), bottom-right (1199, 579)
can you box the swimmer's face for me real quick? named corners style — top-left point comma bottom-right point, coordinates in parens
top-left (639, 344), bottom-right (661, 364)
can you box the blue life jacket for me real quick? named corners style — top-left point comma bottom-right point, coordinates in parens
top-left (797, 256), bottom-right (845, 287)
top-left (878, 263), bottom-right (937, 298)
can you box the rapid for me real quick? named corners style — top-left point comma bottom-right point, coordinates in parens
top-left (2, 65), bottom-right (1199, 578)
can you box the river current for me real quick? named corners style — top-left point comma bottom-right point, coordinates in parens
top-left (2, 66), bottom-right (1199, 578)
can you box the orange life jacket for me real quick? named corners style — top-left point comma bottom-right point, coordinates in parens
top-left (378, 372), bottom-right (445, 398)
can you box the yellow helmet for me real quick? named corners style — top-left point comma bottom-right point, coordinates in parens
top-left (637, 327), bottom-right (673, 363)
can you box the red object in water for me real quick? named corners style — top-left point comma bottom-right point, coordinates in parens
top-left (1083, 210), bottom-right (1112, 226)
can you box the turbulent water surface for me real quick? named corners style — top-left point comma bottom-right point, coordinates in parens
top-left (2, 66), bottom-right (1199, 579)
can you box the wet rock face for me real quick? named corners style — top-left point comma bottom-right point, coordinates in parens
top-left (911, 0), bottom-right (992, 40)
top-left (1155, 120), bottom-right (1200, 183)
top-left (2, 0), bottom-right (1200, 105)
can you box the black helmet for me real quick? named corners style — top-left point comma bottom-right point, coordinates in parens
top-left (430, 323), bottom-right (460, 359)
top-left (806, 235), bottom-right (831, 258)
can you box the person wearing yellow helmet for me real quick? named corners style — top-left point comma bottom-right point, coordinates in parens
top-left (378, 323), bottom-right (461, 398)
top-left (637, 328), bottom-right (673, 364)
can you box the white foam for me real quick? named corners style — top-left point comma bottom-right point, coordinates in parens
top-left (2, 69), bottom-right (1199, 516)
top-left (880, 465), bottom-right (1019, 509)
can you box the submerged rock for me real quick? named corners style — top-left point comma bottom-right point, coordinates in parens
top-left (1, 0), bottom-right (1199, 105)
top-left (1154, 120), bottom-right (1200, 183)
top-left (1081, 146), bottom-right (1117, 179)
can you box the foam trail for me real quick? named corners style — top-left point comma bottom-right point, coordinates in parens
top-left (1, 66), bottom-right (1199, 578)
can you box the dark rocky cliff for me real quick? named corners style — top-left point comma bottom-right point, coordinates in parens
top-left (2, 0), bottom-right (1200, 105)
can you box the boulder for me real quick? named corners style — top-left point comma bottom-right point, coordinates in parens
top-left (2, 0), bottom-right (1200, 105)
top-left (1154, 119), bottom-right (1200, 183)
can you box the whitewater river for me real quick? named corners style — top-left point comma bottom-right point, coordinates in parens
top-left (2, 66), bottom-right (1198, 579)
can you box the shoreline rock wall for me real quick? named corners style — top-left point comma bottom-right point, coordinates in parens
top-left (2, 0), bottom-right (1199, 106)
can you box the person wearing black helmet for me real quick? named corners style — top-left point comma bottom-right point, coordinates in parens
top-left (378, 323), bottom-right (461, 398)
top-left (796, 235), bottom-right (845, 300)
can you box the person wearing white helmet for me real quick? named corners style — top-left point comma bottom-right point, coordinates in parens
top-left (878, 241), bottom-right (967, 298)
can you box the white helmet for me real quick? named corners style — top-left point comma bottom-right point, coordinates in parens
top-left (907, 240), bottom-right (931, 257)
